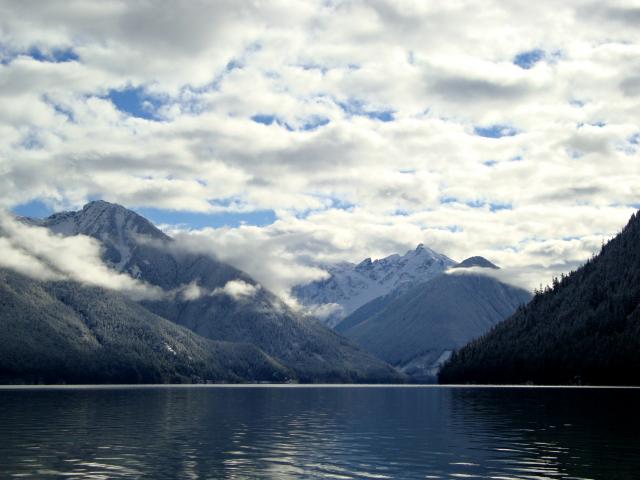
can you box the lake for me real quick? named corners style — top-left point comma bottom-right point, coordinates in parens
top-left (0, 385), bottom-right (638, 479)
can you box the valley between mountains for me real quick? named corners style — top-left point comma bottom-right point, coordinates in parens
top-left (2, 200), bottom-right (638, 385)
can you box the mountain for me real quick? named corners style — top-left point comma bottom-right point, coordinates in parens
top-left (24, 201), bottom-right (403, 383)
top-left (28, 200), bottom-right (170, 270)
top-left (0, 268), bottom-right (289, 384)
top-left (439, 211), bottom-right (640, 386)
top-left (453, 256), bottom-right (499, 269)
top-left (335, 256), bottom-right (508, 334)
top-left (293, 244), bottom-right (456, 327)
top-left (336, 264), bottom-right (531, 381)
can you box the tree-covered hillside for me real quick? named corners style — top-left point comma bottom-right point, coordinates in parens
top-left (439, 211), bottom-right (640, 386)
top-left (0, 269), bottom-right (290, 384)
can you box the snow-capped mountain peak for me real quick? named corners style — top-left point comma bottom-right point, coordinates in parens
top-left (26, 200), bottom-right (168, 270)
top-left (293, 244), bottom-right (456, 327)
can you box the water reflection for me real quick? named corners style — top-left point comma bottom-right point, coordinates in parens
top-left (0, 386), bottom-right (638, 479)
top-left (449, 387), bottom-right (640, 479)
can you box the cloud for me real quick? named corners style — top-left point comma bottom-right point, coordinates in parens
top-left (304, 302), bottom-right (345, 321)
top-left (445, 266), bottom-right (543, 292)
top-left (177, 280), bottom-right (206, 301)
top-left (0, 211), bottom-right (163, 299)
top-left (0, 0), bottom-right (638, 301)
top-left (160, 203), bottom-right (634, 305)
top-left (171, 278), bottom-right (259, 302)
top-left (212, 279), bottom-right (260, 300)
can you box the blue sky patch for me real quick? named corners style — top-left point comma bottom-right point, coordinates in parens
top-left (328, 198), bottom-right (355, 210)
top-left (251, 114), bottom-right (329, 131)
top-left (225, 58), bottom-right (243, 72)
top-left (438, 197), bottom-right (511, 212)
top-left (294, 196), bottom-right (355, 219)
top-left (250, 114), bottom-right (294, 130)
top-left (20, 130), bottom-right (43, 150)
top-left (251, 114), bottom-right (277, 126)
top-left (300, 63), bottom-right (328, 74)
top-left (29, 47), bottom-right (79, 63)
top-left (12, 200), bottom-right (276, 229)
top-left (302, 116), bottom-right (330, 131)
top-left (513, 49), bottom-right (545, 69)
top-left (51, 103), bottom-right (74, 122)
top-left (393, 209), bottom-right (410, 216)
top-left (474, 125), bottom-right (518, 138)
top-left (367, 110), bottom-right (394, 122)
top-left (2, 45), bottom-right (79, 65)
top-left (134, 208), bottom-right (277, 229)
top-left (338, 99), bottom-right (395, 122)
top-left (108, 86), bottom-right (166, 120)
top-left (466, 199), bottom-right (485, 208)
top-left (0, 44), bottom-right (13, 65)
top-left (575, 121), bottom-right (606, 129)
top-left (490, 202), bottom-right (512, 212)
top-left (11, 200), bottom-right (54, 218)
top-left (42, 95), bottom-right (75, 122)
top-left (483, 160), bottom-right (498, 167)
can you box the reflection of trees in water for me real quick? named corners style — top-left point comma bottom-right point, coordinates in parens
top-left (450, 387), bottom-right (640, 479)
top-left (2, 387), bottom-right (638, 479)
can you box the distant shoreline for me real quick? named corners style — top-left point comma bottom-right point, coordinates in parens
top-left (1, 383), bottom-right (639, 390)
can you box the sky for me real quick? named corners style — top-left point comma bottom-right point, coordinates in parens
top-left (1, 0), bottom-right (639, 299)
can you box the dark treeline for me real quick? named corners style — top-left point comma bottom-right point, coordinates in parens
top-left (439, 211), bottom-right (640, 386)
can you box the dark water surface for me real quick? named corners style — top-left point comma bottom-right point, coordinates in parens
top-left (1, 386), bottom-right (639, 479)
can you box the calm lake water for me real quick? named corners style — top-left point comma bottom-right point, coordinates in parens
top-left (0, 386), bottom-right (639, 479)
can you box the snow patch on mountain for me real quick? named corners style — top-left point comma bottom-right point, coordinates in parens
top-left (25, 200), bottom-right (168, 271)
top-left (293, 244), bottom-right (456, 327)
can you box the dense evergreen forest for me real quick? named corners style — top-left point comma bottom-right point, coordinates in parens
top-left (0, 269), bottom-right (291, 384)
top-left (439, 211), bottom-right (640, 386)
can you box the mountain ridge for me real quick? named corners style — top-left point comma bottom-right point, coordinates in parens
top-left (17, 201), bottom-right (403, 383)
top-left (293, 243), bottom-right (457, 326)
top-left (439, 211), bottom-right (640, 385)
top-left (453, 256), bottom-right (499, 269)
top-left (337, 270), bottom-right (531, 381)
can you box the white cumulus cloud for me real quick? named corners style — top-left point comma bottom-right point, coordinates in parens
top-left (213, 280), bottom-right (260, 300)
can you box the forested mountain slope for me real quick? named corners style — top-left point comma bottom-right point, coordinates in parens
top-left (0, 269), bottom-right (289, 384)
top-left (439, 211), bottom-right (640, 386)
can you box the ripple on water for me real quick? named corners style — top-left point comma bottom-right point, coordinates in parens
top-left (0, 386), bottom-right (639, 479)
